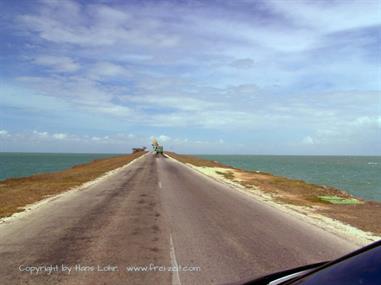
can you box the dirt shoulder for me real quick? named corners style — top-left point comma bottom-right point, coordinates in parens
top-left (0, 151), bottom-right (147, 219)
top-left (167, 152), bottom-right (381, 243)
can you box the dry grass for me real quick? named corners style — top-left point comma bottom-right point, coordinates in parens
top-left (216, 170), bottom-right (235, 180)
top-left (0, 152), bottom-right (146, 218)
top-left (234, 170), bottom-right (355, 204)
top-left (171, 153), bottom-right (381, 235)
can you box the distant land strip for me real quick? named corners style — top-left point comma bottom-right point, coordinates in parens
top-left (0, 151), bottom-right (146, 218)
top-left (1, 151), bottom-right (380, 240)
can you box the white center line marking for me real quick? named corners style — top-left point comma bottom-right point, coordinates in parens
top-left (170, 234), bottom-right (181, 285)
top-left (158, 181), bottom-right (162, 189)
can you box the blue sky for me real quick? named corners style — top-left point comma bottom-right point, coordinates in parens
top-left (0, 0), bottom-right (380, 154)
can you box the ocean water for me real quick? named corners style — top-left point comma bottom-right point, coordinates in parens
top-left (197, 155), bottom-right (381, 201)
top-left (0, 152), bottom-right (121, 181)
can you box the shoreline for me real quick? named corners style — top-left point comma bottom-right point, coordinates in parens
top-left (166, 152), bottom-right (381, 246)
top-left (196, 154), bottom-right (380, 202)
top-left (0, 151), bottom-right (147, 220)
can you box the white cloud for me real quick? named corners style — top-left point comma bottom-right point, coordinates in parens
top-left (230, 58), bottom-right (255, 69)
top-left (91, 4), bottom-right (131, 26)
top-left (297, 114), bottom-right (381, 150)
top-left (18, 2), bottom-right (180, 48)
top-left (302, 136), bottom-right (314, 145)
top-left (0, 129), bottom-right (9, 137)
top-left (52, 133), bottom-right (67, 140)
top-left (33, 55), bottom-right (80, 72)
top-left (351, 116), bottom-right (381, 128)
top-left (268, 0), bottom-right (381, 33)
top-left (158, 135), bottom-right (170, 142)
top-left (3, 1), bottom-right (380, 154)
top-left (130, 95), bottom-right (220, 112)
top-left (225, 84), bottom-right (258, 96)
top-left (88, 61), bottom-right (130, 78)
top-left (15, 76), bottom-right (133, 118)
top-left (33, 130), bottom-right (48, 137)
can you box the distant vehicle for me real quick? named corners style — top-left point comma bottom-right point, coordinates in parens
top-left (154, 145), bottom-right (163, 154)
top-left (151, 137), bottom-right (164, 155)
top-left (230, 240), bottom-right (381, 285)
top-left (132, 147), bottom-right (146, 153)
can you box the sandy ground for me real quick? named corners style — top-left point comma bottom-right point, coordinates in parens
top-left (166, 154), bottom-right (380, 247)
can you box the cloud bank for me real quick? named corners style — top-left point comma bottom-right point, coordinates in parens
top-left (0, 0), bottom-right (380, 154)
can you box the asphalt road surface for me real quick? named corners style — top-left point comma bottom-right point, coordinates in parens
top-left (0, 153), bottom-right (358, 285)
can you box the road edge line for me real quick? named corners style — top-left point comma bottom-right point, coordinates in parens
top-left (170, 234), bottom-right (182, 285)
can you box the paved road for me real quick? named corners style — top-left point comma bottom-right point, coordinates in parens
top-left (0, 153), bottom-right (358, 285)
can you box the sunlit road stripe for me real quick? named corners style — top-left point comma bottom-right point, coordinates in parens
top-left (170, 234), bottom-right (181, 285)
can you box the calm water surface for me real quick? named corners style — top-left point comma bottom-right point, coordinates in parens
top-left (0, 152), bottom-right (121, 180)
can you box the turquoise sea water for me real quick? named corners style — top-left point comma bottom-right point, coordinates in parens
top-left (197, 155), bottom-right (381, 201)
top-left (0, 152), bottom-right (121, 180)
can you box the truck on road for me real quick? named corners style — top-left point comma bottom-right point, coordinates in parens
top-left (151, 138), bottom-right (164, 155)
